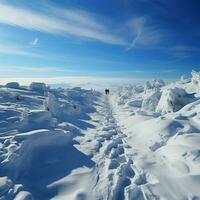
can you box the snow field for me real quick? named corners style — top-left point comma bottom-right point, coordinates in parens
top-left (0, 70), bottom-right (200, 199)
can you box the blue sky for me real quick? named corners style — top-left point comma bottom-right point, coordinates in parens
top-left (0, 0), bottom-right (200, 85)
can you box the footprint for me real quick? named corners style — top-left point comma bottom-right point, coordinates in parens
top-left (104, 142), bottom-right (118, 155)
top-left (108, 159), bottom-right (120, 169)
top-left (134, 173), bottom-right (147, 185)
top-left (118, 161), bottom-right (135, 178)
top-left (97, 137), bottom-right (105, 143)
top-left (116, 146), bottom-right (124, 155)
top-left (108, 129), bottom-right (117, 135)
top-left (117, 155), bottom-right (127, 163)
top-left (126, 186), bottom-right (146, 200)
top-left (101, 132), bottom-right (113, 140)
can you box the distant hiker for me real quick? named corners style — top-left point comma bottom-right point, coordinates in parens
top-left (105, 89), bottom-right (110, 95)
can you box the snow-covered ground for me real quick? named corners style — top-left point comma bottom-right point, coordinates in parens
top-left (0, 71), bottom-right (200, 200)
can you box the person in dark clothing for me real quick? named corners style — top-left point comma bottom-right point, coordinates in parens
top-left (105, 89), bottom-right (110, 94)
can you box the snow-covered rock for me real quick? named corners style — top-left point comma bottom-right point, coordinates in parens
top-left (156, 87), bottom-right (196, 114)
top-left (117, 84), bottom-right (144, 105)
top-left (45, 92), bottom-right (81, 118)
top-left (180, 75), bottom-right (191, 84)
top-left (142, 90), bottom-right (161, 112)
top-left (190, 70), bottom-right (200, 94)
top-left (191, 70), bottom-right (200, 84)
top-left (29, 82), bottom-right (47, 95)
top-left (152, 79), bottom-right (165, 88)
top-left (5, 82), bottom-right (20, 89)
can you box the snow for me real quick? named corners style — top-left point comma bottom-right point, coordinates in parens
top-left (29, 82), bottom-right (48, 95)
top-left (0, 176), bottom-right (33, 199)
top-left (0, 70), bottom-right (200, 199)
top-left (141, 90), bottom-right (161, 112)
top-left (156, 87), bottom-right (196, 114)
top-left (5, 82), bottom-right (20, 89)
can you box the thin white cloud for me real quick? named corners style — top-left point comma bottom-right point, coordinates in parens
top-left (126, 17), bottom-right (164, 50)
top-left (47, 6), bottom-right (105, 30)
top-left (0, 65), bottom-right (75, 75)
top-left (0, 43), bottom-right (42, 57)
top-left (126, 17), bottom-right (145, 50)
top-left (0, 3), bottom-right (126, 45)
top-left (30, 37), bottom-right (39, 46)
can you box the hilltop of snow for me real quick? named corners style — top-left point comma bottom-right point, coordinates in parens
top-left (0, 70), bottom-right (200, 200)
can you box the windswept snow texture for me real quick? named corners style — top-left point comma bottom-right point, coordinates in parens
top-left (0, 71), bottom-right (200, 200)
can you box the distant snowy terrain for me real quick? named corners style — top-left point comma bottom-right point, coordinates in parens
top-left (0, 71), bottom-right (200, 200)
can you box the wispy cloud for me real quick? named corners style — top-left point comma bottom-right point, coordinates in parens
top-left (47, 6), bottom-right (105, 30)
top-left (30, 37), bottom-right (39, 46)
top-left (126, 16), bottom-right (165, 50)
top-left (126, 17), bottom-right (145, 50)
top-left (0, 65), bottom-right (73, 73)
top-left (0, 3), bottom-right (126, 45)
top-left (0, 43), bottom-right (42, 57)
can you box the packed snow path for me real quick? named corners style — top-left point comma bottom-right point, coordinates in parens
top-left (92, 95), bottom-right (136, 200)
top-left (69, 94), bottom-right (153, 200)
top-left (56, 94), bottom-right (146, 200)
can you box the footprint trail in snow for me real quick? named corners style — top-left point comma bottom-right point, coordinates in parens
top-left (91, 95), bottom-right (143, 200)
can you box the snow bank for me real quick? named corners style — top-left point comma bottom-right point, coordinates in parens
top-left (19, 110), bottom-right (57, 131)
top-left (0, 129), bottom-right (95, 199)
top-left (112, 72), bottom-right (200, 199)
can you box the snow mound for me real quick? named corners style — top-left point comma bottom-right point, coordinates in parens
top-left (156, 87), bottom-right (196, 114)
top-left (45, 92), bottom-right (81, 118)
top-left (29, 82), bottom-right (48, 95)
top-left (117, 84), bottom-right (144, 105)
top-left (5, 82), bottom-right (20, 89)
